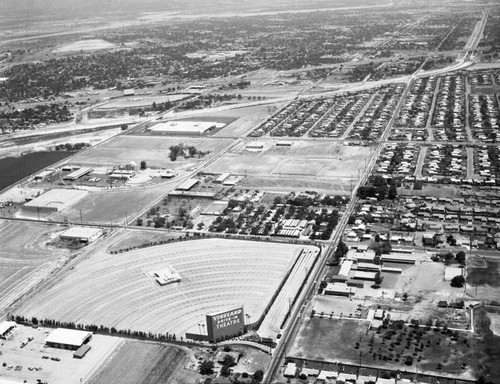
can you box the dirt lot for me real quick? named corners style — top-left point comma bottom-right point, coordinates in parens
top-left (0, 221), bottom-right (71, 315)
top-left (69, 135), bottom-right (233, 169)
top-left (0, 325), bottom-right (121, 384)
top-left (52, 181), bottom-right (178, 224)
top-left (206, 141), bottom-right (370, 193)
top-left (52, 39), bottom-right (116, 53)
top-left (87, 340), bottom-right (190, 384)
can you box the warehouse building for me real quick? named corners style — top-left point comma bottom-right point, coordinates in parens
top-left (60, 227), bottom-right (103, 244)
top-left (45, 328), bottom-right (92, 350)
top-left (22, 189), bottom-right (88, 215)
top-left (176, 178), bottom-right (200, 191)
top-left (63, 167), bottom-right (93, 181)
top-left (0, 321), bottom-right (16, 339)
top-left (33, 170), bottom-right (55, 182)
top-left (324, 282), bottom-right (356, 297)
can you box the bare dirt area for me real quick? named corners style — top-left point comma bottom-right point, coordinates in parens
top-left (0, 220), bottom-right (72, 315)
top-left (209, 103), bottom-right (285, 138)
top-left (52, 39), bottom-right (116, 53)
top-left (87, 340), bottom-right (189, 384)
top-left (205, 141), bottom-right (369, 193)
top-left (52, 182), bottom-right (177, 224)
top-left (97, 94), bottom-right (191, 109)
top-left (69, 135), bottom-right (233, 169)
top-left (18, 239), bottom-right (315, 339)
top-left (106, 230), bottom-right (184, 253)
top-left (0, 325), bottom-right (121, 384)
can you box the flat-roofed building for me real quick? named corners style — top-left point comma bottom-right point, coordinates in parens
top-left (215, 173), bottom-right (230, 183)
top-left (176, 178), bottom-right (200, 191)
top-left (22, 189), bottom-right (88, 215)
top-left (324, 282), bottom-right (356, 297)
top-left (353, 271), bottom-right (377, 281)
top-left (381, 253), bottom-right (419, 264)
top-left (63, 167), bottom-right (93, 181)
top-left (60, 227), bottom-right (103, 244)
top-left (45, 328), bottom-right (92, 350)
top-left (0, 321), bottom-right (16, 339)
top-left (33, 170), bottom-right (55, 181)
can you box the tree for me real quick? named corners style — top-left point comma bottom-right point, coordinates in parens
top-left (136, 218), bottom-right (143, 226)
top-left (140, 160), bottom-right (147, 170)
top-left (388, 182), bottom-right (397, 200)
top-left (121, 124), bottom-right (128, 130)
top-left (374, 272), bottom-right (383, 286)
top-left (456, 251), bottom-right (466, 266)
top-left (199, 360), bottom-right (214, 375)
top-left (451, 275), bottom-right (465, 288)
top-left (253, 370), bottom-right (264, 382)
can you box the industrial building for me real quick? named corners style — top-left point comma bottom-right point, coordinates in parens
top-left (22, 189), bottom-right (88, 215)
top-left (60, 227), bottom-right (103, 244)
top-left (380, 253), bottom-right (419, 264)
top-left (108, 170), bottom-right (136, 180)
top-left (63, 167), bottom-right (93, 181)
top-left (148, 121), bottom-right (217, 135)
top-left (324, 282), bottom-right (356, 297)
top-left (45, 328), bottom-right (92, 350)
top-left (215, 173), bottom-right (231, 183)
top-left (176, 178), bottom-right (200, 191)
top-left (0, 321), bottom-right (16, 339)
top-left (33, 170), bottom-right (55, 181)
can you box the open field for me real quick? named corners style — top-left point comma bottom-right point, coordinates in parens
top-left (0, 325), bottom-right (121, 384)
top-left (0, 221), bottom-right (71, 315)
top-left (52, 39), bottom-right (116, 53)
top-left (205, 141), bottom-right (370, 192)
top-left (19, 239), bottom-right (317, 339)
top-left (289, 317), bottom-right (477, 380)
top-left (97, 94), bottom-right (192, 109)
top-left (87, 340), bottom-right (189, 384)
top-left (69, 135), bottom-right (233, 169)
top-left (52, 182), bottom-right (177, 224)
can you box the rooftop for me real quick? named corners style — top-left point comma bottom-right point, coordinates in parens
top-left (45, 328), bottom-right (92, 347)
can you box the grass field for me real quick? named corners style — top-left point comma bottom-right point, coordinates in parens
top-left (467, 256), bottom-right (500, 302)
top-left (0, 221), bottom-right (71, 315)
top-left (289, 317), bottom-right (477, 380)
top-left (88, 341), bottom-right (189, 384)
top-left (19, 239), bottom-right (316, 339)
top-left (472, 306), bottom-right (500, 383)
top-left (70, 135), bottom-right (233, 169)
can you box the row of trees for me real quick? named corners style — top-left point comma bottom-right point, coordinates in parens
top-left (11, 315), bottom-right (180, 342)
